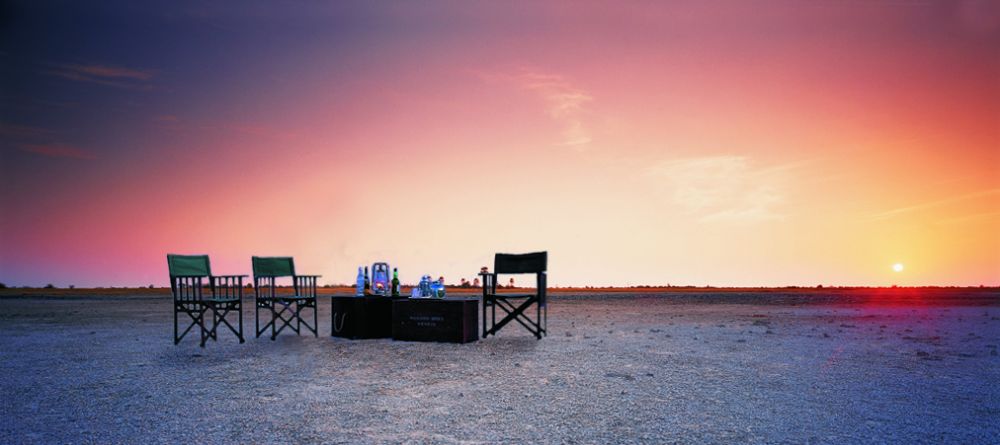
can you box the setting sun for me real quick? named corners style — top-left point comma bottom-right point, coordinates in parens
top-left (893, 263), bottom-right (905, 273)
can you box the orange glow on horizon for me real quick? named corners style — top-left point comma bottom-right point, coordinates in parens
top-left (0, 1), bottom-right (998, 287)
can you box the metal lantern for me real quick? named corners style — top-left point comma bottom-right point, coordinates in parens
top-left (371, 262), bottom-right (391, 296)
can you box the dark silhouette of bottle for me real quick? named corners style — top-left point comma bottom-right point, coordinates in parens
top-left (391, 268), bottom-right (400, 297)
top-left (364, 266), bottom-right (370, 292)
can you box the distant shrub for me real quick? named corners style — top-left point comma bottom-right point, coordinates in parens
top-left (44, 284), bottom-right (55, 289)
top-left (69, 285), bottom-right (75, 289)
top-left (148, 284), bottom-right (154, 289)
top-left (0, 282), bottom-right (6, 289)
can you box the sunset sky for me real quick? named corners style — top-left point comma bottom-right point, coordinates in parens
top-left (1, 1), bottom-right (998, 287)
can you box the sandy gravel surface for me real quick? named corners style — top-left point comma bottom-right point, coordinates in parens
top-left (1, 291), bottom-right (998, 444)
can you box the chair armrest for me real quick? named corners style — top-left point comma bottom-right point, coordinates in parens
top-left (293, 275), bottom-right (320, 298)
top-left (209, 275), bottom-right (245, 299)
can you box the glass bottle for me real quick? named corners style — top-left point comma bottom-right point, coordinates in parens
top-left (419, 274), bottom-right (431, 298)
top-left (364, 266), bottom-right (370, 293)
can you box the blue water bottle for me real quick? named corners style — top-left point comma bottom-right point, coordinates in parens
top-left (355, 267), bottom-right (365, 296)
top-left (419, 274), bottom-right (431, 298)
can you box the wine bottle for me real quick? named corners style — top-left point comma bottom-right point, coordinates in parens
top-left (391, 268), bottom-right (400, 297)
top-left (364, 266), bottom-right (370, 292)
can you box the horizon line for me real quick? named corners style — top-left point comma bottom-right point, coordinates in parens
top-left (2, 284), bottom-right (997, 291)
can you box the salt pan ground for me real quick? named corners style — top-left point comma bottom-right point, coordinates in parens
top-left (1, 290), bottom-right (998, 444)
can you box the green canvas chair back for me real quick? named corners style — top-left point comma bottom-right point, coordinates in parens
top-left (167, 254), bottom-right (212, 277)
top-left (252, 256), bottom-right (296, 278)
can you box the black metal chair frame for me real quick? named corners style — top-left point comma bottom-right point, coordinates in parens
top-left (252, 257), bottom-right (320, 340)
top-left (171, 275), bottom-right (209, 346)
top-left (168, 256), bottom-right (245, 347)
top-left (481, 252), bottom-right (548, 340)
top-left (204, 275), bottom-right (245, 345)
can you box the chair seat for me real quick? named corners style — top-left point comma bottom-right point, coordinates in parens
top-left (204, 297), bottom-right (241, 304)
top-left (261, 295), bottom-right (315, 301)
top-left (485, 293), bottom-right (536, 299)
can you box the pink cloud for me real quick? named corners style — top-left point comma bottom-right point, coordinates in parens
top-left (46, 63), bottom-right (154, 88)
top-left (477, 68), bottom-right (593, 147)
top-left (19, 144), bottom-right (97, 160)
top-left (63, 64), bottom-right (153, 80)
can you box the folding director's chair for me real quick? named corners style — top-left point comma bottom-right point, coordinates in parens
top-left (167, 254), bottom-right (245, 347)
top-left (481, 251), bottom-right (548, 339)
top-left (252, 256), bottom-right (319, 340)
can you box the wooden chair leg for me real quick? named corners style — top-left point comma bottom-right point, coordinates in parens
top-left (199, 307), bottom-right (207, 348)
top-left (271, 303), bottom-right (277, 340)
top-left (173, 304), bottom-right (179, 345)
top-left (238, 301), bottom-right (244, 343)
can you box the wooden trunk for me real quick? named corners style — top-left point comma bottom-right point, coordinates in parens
top-left (330, 296), bottom-right (402, 339)
top-left (391, 298), bottom-right (479, 343)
